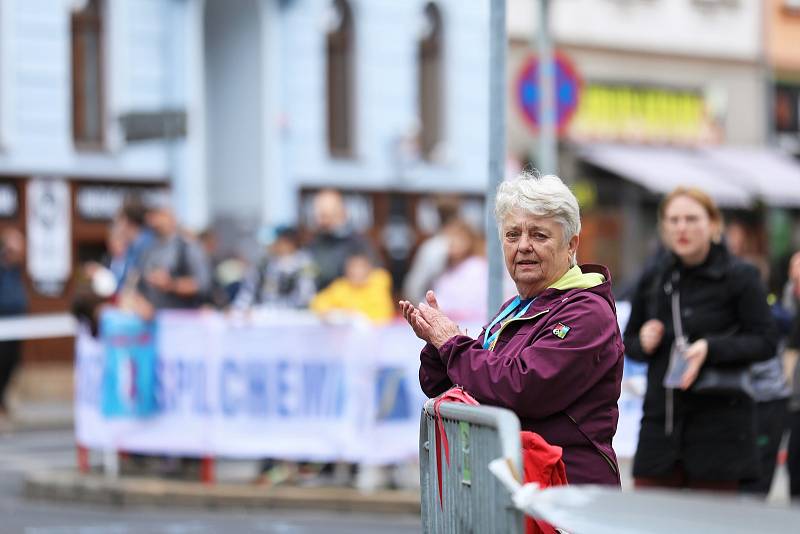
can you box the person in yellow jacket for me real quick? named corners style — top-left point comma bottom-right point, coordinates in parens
top-left (310, 253), bottom-right (395, 323)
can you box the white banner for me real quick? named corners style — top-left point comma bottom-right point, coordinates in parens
top-left (75, 310), bottom-right (643, 462)
top-left (75, 311), bottom-right (431, 464)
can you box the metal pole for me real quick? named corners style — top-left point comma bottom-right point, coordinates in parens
top-left (487, 0), bottom-right (507, 317)
top-left (537, 0), bottom-right (557, 175)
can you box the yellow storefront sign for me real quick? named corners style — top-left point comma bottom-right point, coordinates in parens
top-left (568, 85), bottom-right (721, 144)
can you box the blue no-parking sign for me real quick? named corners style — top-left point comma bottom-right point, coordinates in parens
top-left (516, 53), bottom-right (581, 134)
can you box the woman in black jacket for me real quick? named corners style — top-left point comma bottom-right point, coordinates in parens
top-left (624, 187), bottom-right (777, 490)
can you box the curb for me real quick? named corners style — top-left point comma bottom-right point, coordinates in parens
top-left (10, 415), bottom-right (74, 432)
top-left (24, 470), bottom-right (422, 515)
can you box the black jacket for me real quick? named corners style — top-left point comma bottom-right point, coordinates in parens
top-left (0, 263), bottom-right (27, 316)
top-left (623, 243), bottom-right (777, 481)
top-left (308, 228), bottom-right (375, 290)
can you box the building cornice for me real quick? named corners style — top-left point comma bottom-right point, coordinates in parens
top-left (509, 37), bottom-right (761, 68)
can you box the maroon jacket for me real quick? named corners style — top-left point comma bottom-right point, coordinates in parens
top-left (420, 264), bottom-right (623, 485)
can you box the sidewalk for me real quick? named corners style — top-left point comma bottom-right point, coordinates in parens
top-left (10, 363), bottom-right (421, 514)
top-left (4, 363), bottom-right (74, 431)
top-left (24, 470), bottom-right (422, 514)
top-left (7, 401), bottom-right (73, 431)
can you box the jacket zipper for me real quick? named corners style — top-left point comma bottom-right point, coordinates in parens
top-left (566, 414), bottom-right (618, 475)
top-left (488, 309), bottom-right (550, 351)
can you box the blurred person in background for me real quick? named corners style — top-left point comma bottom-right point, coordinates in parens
top-left (430, 219), bottom-right (488, 322)
top-left (232, 225), bottom-right (317, 487)
top-left (105, 221), bottom-right (128, 285)
top-left (232, 225), bottom-right (316, 311)
top-left (402, 196), bottom-right (461, 305)
top-left (725, 220), bottom-right (791, 497)
top-left (134, 202), bottom-right (211, 319)
top-left (198, 228), bottom-right (246, 309)
top-left (724, 218), bottom-right (770, 282)
top-left (307, 189), bottom-right (376, 291)
top-left (127, 201), bottom-right (211, 477)
top-left (115, 195), bottom-right (155, 293)
top-left (0, 228), bottom-right (27, 422)
top-left (72, 222), bottom-right (129, 338)
top-left (310, 252), bottom-right (394, 324)
top-left (783, 251), bottom-right (800, 500)
top-left (309, 251), bottom-right (394, 488)
top-left (624, 187), bottom-right (776, 492)
top-left (81, 220), bottom-right (128, 296)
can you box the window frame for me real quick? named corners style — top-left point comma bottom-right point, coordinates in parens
top-left (71, 0), bottom-right (106, 151)
top-left (326, 0), bottom-right (356, 159)
top-left (418, 2), bottom-right (444, 162)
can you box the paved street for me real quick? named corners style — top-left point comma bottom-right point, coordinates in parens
top-left (0, 428), bottom-right (421, 534)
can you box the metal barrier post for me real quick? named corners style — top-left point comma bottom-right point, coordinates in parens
top-left (76, 444), bottom-right (90, 474)
top-left (201, 456), bottom-right (215, 484)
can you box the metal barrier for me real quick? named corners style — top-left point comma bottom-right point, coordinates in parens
top-left (421, 399), bottom-right (800, 534)
top-left (419, 398), bottom-right (524, 534)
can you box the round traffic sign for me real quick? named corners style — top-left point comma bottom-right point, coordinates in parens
top-left (516, 53), bottom-right (581, 134)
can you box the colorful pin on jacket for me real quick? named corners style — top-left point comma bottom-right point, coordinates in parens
top-left (553, 322), bottom-right (571, 339)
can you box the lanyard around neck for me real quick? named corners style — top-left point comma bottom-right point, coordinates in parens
top-left (482, 296), bottom-right (534, 350)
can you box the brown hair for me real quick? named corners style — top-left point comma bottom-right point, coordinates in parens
top-left (658, 186), bottom-right (725, 243)
top-left (659, 187), bottom-right (724, 237)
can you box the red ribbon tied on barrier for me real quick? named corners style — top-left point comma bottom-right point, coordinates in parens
top-left (432, 386), bottom-right (480, 508)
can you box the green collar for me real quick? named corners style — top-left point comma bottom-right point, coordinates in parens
top-left (548, 265), bottom-right (605, 291)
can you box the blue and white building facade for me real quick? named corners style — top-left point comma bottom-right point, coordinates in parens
top-left (0, 0), bottom-right (492, 228)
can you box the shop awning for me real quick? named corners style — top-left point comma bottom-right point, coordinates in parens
top-left (579, 143), bottom-right (800, 208)
top-left (701, 146), bottom-right (800, 208)
top-left (578, 143), bottom-right (752, 207)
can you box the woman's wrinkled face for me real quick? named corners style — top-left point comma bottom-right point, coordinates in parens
top-left (501, 208), bottom-right (577, 298)
top-left (662, 195), bottom-right (716, 266)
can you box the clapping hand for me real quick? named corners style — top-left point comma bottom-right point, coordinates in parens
top-left (399, 290), bottom-right (461, 349)
top-left (639, 319), bottom-right (665, 355)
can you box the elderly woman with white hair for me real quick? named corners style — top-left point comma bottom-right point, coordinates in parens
top-left (400, 173), bottom-right (623, 485)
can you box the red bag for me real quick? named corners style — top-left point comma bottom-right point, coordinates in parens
top-left (521, 431), bottom-right (568, 534)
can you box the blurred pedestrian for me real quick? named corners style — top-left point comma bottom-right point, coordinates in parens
top-left (80, 220), bottom-right (129, 298)
top-left (307, 189), bottom-right (376, 291)
top-left (725, 221), bottom-right (791, 496)
top-left (233, 226), bottom-right (317, 487)
top-left (431, 219), bottom-right (488, 322)
top-left (624, 187), bottom-right (777, 491)
top-left (198, 228), bottom-right (245, 309)
top-left (0, 228), bottom-right (28, 420)
top-left (308, 251), bottom-right (395, 488)
top-left (402, 196), bottom-right (461, 305)
top-left (105, 221), bottom-right (128, 284)
top-left (310, 253), bottom-right (394, 324)
top-left (115, 195), bottom-right (155, 293)
top-left (122, 201), bottom-right (211, 476)
top-left (134, 202), bottom-right (211, 319)
top-left (783, 251), bottom-right (800, 500)
top-left (232, 226), bottom-right (316, 311)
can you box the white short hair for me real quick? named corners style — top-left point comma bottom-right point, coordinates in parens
top-left (494, 172), bottom-right (581, 262)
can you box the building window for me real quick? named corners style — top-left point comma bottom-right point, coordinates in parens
top-left (326, 0), bottom-right (354, 158)
top-left (71, 0), bottom-right (104, 149)
top-left (418, 2), bottom-right (443, 161)
top-left (775, 85), bottom-right (799, 134)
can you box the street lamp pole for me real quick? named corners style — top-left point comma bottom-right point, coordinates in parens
top-left (537, 0), bottom-right (557, 176)
top-left (486, 0), bottom-right (507, 318)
